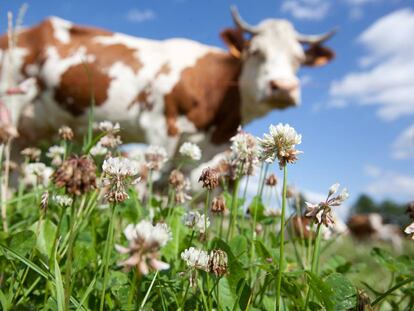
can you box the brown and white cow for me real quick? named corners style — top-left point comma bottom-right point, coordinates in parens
top-left (347, 213), bottom-right (403, 251)
top-left (0, 7), bottom-right (335, 181)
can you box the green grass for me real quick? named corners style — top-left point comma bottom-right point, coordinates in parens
top-left (0, 123), bottom-right (413, 311)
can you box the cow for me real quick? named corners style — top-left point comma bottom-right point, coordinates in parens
top-left (347, 213), bottom-right (403, 251)
top-left (0, 7), bottom-right (335, 183)
top-left (290, 215), bottom-right (348, 241)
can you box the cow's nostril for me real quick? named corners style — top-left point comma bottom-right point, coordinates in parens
top-left (269, 80), bottom-right (280, 91)
top-left (269, 80), bottom-right (298, 92)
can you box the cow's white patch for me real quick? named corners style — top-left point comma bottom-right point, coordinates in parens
top-left (18, 45), bottom-right (97, 137)
top-left (93, 33), bottom-right (221, 156)
top-left (25, 64), bottom-right (40, 76)
top-left (93, 61), bottom-right (143, 139)
top-left (40, 46), bottom-right (95, 87)
top-left (49, 17), bottom-right (72, 44)
top-left (176, 116), bottom-right (197, 134)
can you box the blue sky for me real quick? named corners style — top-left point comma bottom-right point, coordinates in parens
top-left (1, 0), bottom-right (413, 208)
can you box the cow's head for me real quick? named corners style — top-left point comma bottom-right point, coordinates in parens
top-left (222, 6), bottom-right (335, 114)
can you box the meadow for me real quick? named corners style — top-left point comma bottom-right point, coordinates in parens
top-left (0, 117), bottom-right (413, 311)
top-left (0, 5), bottom-right (414, 311)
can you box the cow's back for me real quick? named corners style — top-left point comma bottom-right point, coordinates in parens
top-left (1, 17), bottom-right (235, 148)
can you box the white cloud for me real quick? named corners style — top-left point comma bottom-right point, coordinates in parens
top-left (392, 124), bottom-right (414, 159)
top-left (281, 0), bottom-right (330, 20)
top-left (125, 9), bottom-right (156, 23)
top-left (364, 166), bottom-right (414, 198)
top-left (330, 9), bottom-right (414, 121)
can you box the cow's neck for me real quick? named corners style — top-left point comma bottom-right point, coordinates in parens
top-left (240, 96), bottom-right (275, 125)
top-left (166, 51), bottom-right (243, 145)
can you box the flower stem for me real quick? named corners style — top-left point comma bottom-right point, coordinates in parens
top-left (259, 163), bottom-right (269, 197)
top-left (64, 199), bottom-right (77, 310)
top-left (204, 191), bottom-right (210, 240)
top-left (252, 164), bottom-right (264, 238)
top-left (127, 270), bottom-right (138, 310)
top-left (180, 280), bottom-right (191, 310)
top-left (227, 176), bottom-right (241, 241)
top-left (187, 230), bottom-right (195, 249)
top-left (1, 142), bottom-right (11, 232)
top-left (147, 170), bottom-right (153, 208)
top-left (304, 223), bottom-right (322, 311)
top-left (275, 165), bottom-right (287, 311)
top-left (99, 204), bottom-right (118, 311)
top-left (50, 207), bottom-right (66, 268)
top-left (250, 164), bottom-right (265, 285)
top-left (198, 275), bottom-right (209, 311)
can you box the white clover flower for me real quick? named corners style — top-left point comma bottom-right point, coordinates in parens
top-left (46, 145), bottom-right (65, 166)
top-left (145, 145), bottom-right (168, 171)
top-left (181, 247), bottom-right (210, 271)
top-left (23, 163), bottom-right (53, 187)
top-left (229, 128), bottom-right (259, 176)
top-left (230, 129), bottom-right (259, 162)
top-left (179, 142), bottom-right (202, 161)
top-left (102, 157), bottom-right (139, 203)
top-left (46, 145), bottom-right (65, 158)
top-left (99, 134), bottom-right (122, 149)
top-left (102, 157), bottom-right (139, 177)
top-left (125, 221), bottom-right (171, 248)
top-left (183, 211), bottom-right (210, 234)
top-left (24, 162), bottom-right (47, 176)
top-left (98, 121), bottom-right (120, 133)
top-left (258, 123), bottom-right (302, 168)
top-left (404, 222), bottom-right (414, 240)
top-left (90, 143), bottom-right (108, 156)
top-left (336, 188), bottom-right (350, 203)
top-left (54, 195), bottom-right (73, 207)
top-left (20, 147), bottom-right (41, 161)
top-left (305, 183), bottom-right (349, 228)
top-left (116, 220), bottom-right (171, 275)
top-left (195, 214), bottom-right (210, 234)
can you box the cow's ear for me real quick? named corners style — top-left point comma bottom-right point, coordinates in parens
top-left (303, 44), bottom-right (335, 67)
top-left (220, 27), bottom-right (245, 59)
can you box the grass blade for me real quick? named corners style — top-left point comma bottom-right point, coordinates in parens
top-left (0, 244), bottom-right (86, 311)
top-left (76, 277), bottom-right (96, 311)
top-left (140, 271), bottom-right (158, 310)
top-left (54, 257), bottom-right (65, 311)
top-left (0, 289), bottom-right (10, 311)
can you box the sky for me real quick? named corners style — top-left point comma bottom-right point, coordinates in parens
top-left (0, 0), bottom-right (413, 211)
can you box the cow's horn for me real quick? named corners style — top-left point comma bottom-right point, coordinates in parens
top-left (230, 6), bottom-right (260, 35)
top-left (296, 28), bottom-right (337, 45)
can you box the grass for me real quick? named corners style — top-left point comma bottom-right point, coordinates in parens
top-left (0, 121), bottom-right (412, 311)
